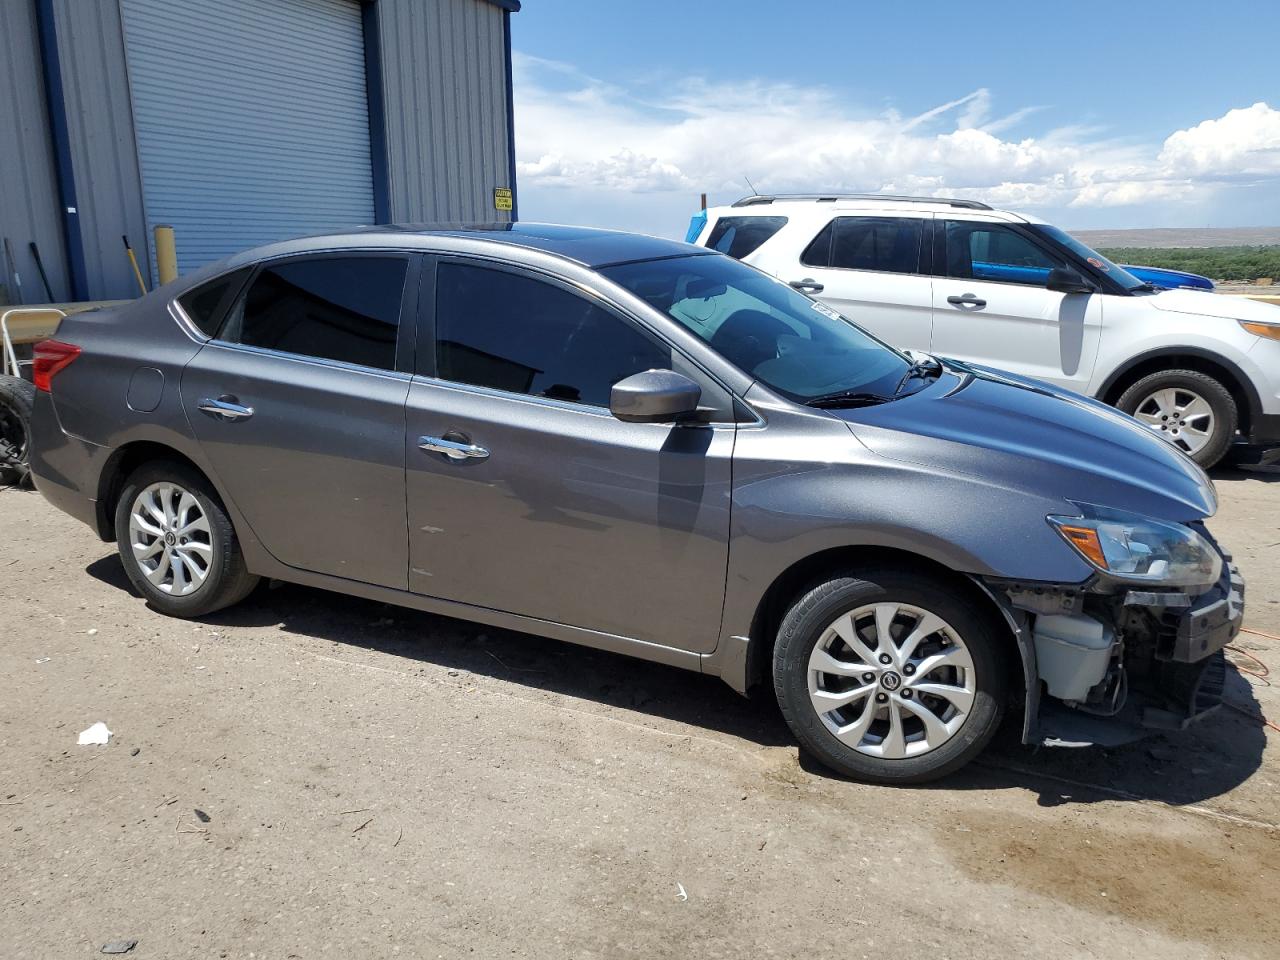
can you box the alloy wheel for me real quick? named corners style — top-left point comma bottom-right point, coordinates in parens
top-left (1132, 387), bottom-right (1215, 456)
top-left (128, 482), bottom-right (214, 596)
top-left (807, 602), bottom-right (976, 759)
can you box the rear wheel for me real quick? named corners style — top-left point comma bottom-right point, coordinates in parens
top-left (1116, 369), bottom-right (1236, 468)
top-left (113, 461), bottom-right (258, 617)
top-left (0, 374), bottom-right (34, 487)
top-left (773, 570), bottom-right (1008, 784)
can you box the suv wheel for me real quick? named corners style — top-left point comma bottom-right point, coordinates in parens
top-left (114, 461), bottom-right (259, 617)
top-left (1116, 369), bottom-right (1237, 468)
top-left (773, 570), bottom-right (1007, 784)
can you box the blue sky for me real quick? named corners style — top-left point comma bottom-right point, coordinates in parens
top-left (509, 0), bottom-right (1280, 238)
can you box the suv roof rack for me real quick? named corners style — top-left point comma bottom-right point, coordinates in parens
top-left (731, 193), bottom-right (993, 211)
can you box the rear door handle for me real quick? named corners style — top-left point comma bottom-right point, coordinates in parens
top-left (419, 435), bottom-right (489, 462)
top-left (198, 395), bottom-right (254, 421)
top-left (789, 278), bottom-right (824, 293)
top-left (946, 293), bottom-right (987, 307)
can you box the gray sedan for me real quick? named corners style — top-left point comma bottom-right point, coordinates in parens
top-left (28, 224), bottom-right (1243, 782)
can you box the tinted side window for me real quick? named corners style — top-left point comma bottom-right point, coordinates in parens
top-left (802, 218), bottom-right (922, 273)
top-left (830, 217), bottom-right (922, 274)
top-left (705, 216), bottom-right (788, 259)
top-left (944, 221), bottom-right (1067, 286)
top-left (177, 267), bottom-right (251, 336)
top-left (434, 263), bottom-right (671, 408)
top-left (227, 257), bottom-right (407, 370)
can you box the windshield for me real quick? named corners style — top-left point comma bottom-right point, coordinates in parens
top-left (601, 254), bottom-right (911, 403)
top-left (1030, 225), bottom-right (1148, 292)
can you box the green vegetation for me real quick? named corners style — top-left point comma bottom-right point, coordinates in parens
top-left (1096, 246), bottom-right (1280, 282)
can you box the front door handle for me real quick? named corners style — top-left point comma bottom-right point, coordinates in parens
top-left (419, 435), bottom-right (489, 462)
top-left (946, 293), bottom-right (987, 308)
top-left (789, 278), bottom-right (824, 293)
top-left (198, 395), bottom-right (254, 421)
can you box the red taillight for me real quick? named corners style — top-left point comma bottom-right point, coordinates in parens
top-left (32, 339), bottom-right (82, 393)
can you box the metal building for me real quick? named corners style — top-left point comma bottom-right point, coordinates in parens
top-left (0, 0), bottom-right (519, 304)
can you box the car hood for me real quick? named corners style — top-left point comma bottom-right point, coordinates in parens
top-left (1148, 288), bottom-right (1280, 323)
top-left (830, 363), bottom-right (1217, 523)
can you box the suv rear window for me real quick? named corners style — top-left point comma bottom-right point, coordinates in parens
top-left (801, 217), bottom-right (923, 274)
top-left (704, 216), bottom-right (787, 259)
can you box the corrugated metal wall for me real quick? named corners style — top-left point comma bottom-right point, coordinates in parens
top-left (3, 0), bottom-right (515, 302)
top-left (120, 0), bottom-right (377, 274)
top-left (52, 0), bottom-right (151, 298)
top-left (378, 0), bottom-right (514, 223)
top-left (0, 0), bottom-right (68, 304)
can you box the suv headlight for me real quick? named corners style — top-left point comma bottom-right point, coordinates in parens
top-left (1048, 505), bottom-right (1222, 587)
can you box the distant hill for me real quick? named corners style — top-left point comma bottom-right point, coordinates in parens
top-left (1071, 227), bottom-right (1280, 249)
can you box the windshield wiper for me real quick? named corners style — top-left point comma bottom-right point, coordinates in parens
top-left (805, 390), bottom-right (894, 409)
top-left (893, 353), bottom-right (942, 395)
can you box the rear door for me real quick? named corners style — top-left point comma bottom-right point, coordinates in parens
top-left (403, 257), bottom-right (735, 651)
top-left (929, 218), bottom-right (1103, 390)
top-left (181, 252), bottom-right (416, 589)
top-left (787, 214), bottom-right (934, 351)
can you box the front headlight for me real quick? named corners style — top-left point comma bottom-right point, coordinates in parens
top-left (1048, 505), bottom-right (1222, 587)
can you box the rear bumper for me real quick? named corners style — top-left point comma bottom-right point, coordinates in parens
top-left (29, 390), bottom-right (110, 537)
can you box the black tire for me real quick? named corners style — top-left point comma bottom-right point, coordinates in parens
top-left (0, 373), bottom-right (35, 488)
top-left (773, 569), bottom-right (1008, 785)
top-left (113, 460), bottom-right (259, 617)
top-left (1115, 369), bottom-right (1237, 469)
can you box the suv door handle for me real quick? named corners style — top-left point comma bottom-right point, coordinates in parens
top-left (198, 395), bottom-right (254, 421)
top-left (789, 278), bottom-right (824, 293)
top-left (419, 435), bottom-right (490, 462)
top-left (946, 293), bottom-right (986, 308)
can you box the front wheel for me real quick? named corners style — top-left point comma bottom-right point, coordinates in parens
top-left (1115, 369), bottom-right (1237, 468)
top-left (114, 461), bottom-right (259, 617)
top-left (773, 570), bottom-right (1008, 784)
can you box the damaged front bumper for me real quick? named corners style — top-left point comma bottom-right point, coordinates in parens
top-left (984, 550), bottom-right (1245, 747)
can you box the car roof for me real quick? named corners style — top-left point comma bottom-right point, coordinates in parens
top-left (226, 222), bottom-right (711, 270)
top-left (711, 195), bottom-right (1030, 222)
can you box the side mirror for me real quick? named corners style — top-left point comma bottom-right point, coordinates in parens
top-left (1046, 266), bottom-right (1095, 295)
top-left (610, 370), bottom-right (701, 424)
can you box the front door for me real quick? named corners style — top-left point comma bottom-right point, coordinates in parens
top-left (929, 218), bottom-right (1103, 390)
top-left (405, 258), bottom-right (734, 651)
top-left (790, 213), bottom-right (934, 351)
top-left (181, 253), bottom-right (414, 589)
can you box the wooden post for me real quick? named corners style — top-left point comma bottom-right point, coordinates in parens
top-left (700, 193), bottom-right (707, 210)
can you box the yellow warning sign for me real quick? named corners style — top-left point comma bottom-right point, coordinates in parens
top-left (494, 187), bottom-right (513, 212)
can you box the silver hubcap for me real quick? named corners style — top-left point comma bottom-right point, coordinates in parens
top-left (807, 603), bottom-right (977, 759)
top-left (128, 482), bottom-right (213, 597)
top-left (1133, 388), bottom-right (1215, 456)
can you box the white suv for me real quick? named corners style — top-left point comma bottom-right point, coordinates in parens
top-left (691, 195), bottom-right (1280, 468)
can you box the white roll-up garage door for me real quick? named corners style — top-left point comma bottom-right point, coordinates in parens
top-left (121, 0), bottom-right (375, 274)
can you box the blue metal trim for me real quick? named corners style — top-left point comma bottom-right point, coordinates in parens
top-left (361, 0), bottom-right (392, 223)
top-left (503, 8), bottom-right (518, 221)
top-left (486, 0), bottom-right (521, 11)
top-left (34, 0), bottom-right (89, 301)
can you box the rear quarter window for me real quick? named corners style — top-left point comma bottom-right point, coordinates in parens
top-left (176, 268), bottom-right (252, 337)
top-left (704, 216), bottom-right (788, 259)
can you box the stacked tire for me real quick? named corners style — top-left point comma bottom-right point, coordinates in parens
top-left (0, 374), bottom-right (35, 488)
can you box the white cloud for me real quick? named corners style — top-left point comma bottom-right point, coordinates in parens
top-left (511, 53), bottom-right (1280, 235)
top-left (1158, 101), bottom-right (1280, 179)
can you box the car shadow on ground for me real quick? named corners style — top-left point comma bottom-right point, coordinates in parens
top-left (87, 554), bottom-right (1269, 810)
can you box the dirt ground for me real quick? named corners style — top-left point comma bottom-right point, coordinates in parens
top-left (2, 467), bottom-right (1278, 959)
